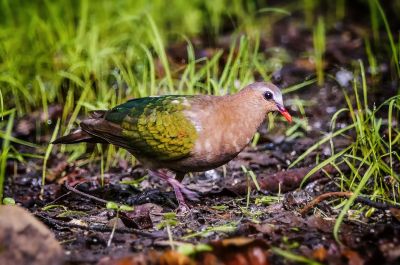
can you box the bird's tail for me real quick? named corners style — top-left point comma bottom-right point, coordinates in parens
top-left (52, 110), bottom-right (108, 144)
top-left (51, 129), bottom-right (92, 144)
top-left (52, 129), bottom-right (100, 144)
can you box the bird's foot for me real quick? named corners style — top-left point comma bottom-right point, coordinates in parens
top-left (167, 178), bottom-right (197, 214)
top-left (148, 170), bottom-right (200, 211)
top-left (176, 203), bottom-right (191, 214)
top-left (166, 177), bottom-right (200, 202)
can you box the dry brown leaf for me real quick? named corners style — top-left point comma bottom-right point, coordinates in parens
top-left (46, 161), bottom-right (68, 182)
top-left (389, 208), bottom-right (400, 222)
top-left (120, 203), bottom-right (162, 229)
top-left (98, 238), bottom-right (270, 265)
top-left (312, 246), bottom-right (328, 262)
top-left (158, 251), bottom-right (194, 265)
top-left (206, 238), bottom-right (270, 265)
top-left (343, 249), bottom-right (364, 265)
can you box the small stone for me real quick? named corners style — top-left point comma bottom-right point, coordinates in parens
top-left (0, 205), bottom-right (63, 265)
top-left (107, 217), bottom-right (126, 229)
top-left (336, 69), bottom-right (353, 87)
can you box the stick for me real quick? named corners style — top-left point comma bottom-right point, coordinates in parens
top-left (300, 191), bottom-right (400, 216)
top-left (300, 192), bottom-right (352, 215)
top-left (35, 213), bottom-right (163, 239)
top-left (64, 182), bottom-right (108, 204)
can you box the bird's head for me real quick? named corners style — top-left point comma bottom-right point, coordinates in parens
top-left (241, 82), bottom-right (292, 123)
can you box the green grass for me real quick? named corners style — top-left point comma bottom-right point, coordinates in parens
top-left (313, 17), bottom-right (326, 86)
top-left (1, 0), bottom-right (398, 117)
top-left (41, 119), bottom-right (60, 197)
top-left (0, 110), bottom-right (14, 202)
top-left (0, 0), bottom-right (236, 115)
top-left (373, 0), bottom-right (400, 78)
top-left (272, 247), bottom-right (323, 265)
top-left (292, 61), bottom-right (400, 241)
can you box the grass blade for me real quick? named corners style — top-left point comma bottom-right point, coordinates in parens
top-left (41, 119), bottom-right (61, 197)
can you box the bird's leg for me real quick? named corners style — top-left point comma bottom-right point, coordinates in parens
top-left (149, 170), bottom-right (188, 211)
top-left (148, 170), bottom-right (199, 211)
top-left (167, 177), bottom-right (200, 202)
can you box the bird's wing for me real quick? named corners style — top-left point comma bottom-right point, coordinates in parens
top-left (81, 96), bottom-right (198, 161)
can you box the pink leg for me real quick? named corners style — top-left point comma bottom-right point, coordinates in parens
top-left (148, 170), bottom-right (199, 212)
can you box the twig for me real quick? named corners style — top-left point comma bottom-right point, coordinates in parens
top-left (43, 191), bottom-right (72, 206)
top-left (64, 182), bottom-right (108, 204)
top-left (35, 213), bottom-right (164, 239)
top-left (300, 191), bottom-right (400, 216)
top-left (107, 211), bottom-right (118, 247)
top-left (355, 197), bottom-right (400, 210)
top-left (300, 192), bottom-right (352, 215)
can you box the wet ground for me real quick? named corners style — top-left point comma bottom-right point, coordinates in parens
top-left (4, 13), bottom-right (400, 265)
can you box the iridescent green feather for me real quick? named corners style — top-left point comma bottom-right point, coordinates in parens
top-left (104, 96), bottom-right (197, 161)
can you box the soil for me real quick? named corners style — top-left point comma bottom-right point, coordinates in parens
top-left (4, 10), bottom-right (400, 265)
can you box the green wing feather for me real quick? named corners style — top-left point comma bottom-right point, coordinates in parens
top-left (104, 96), bottom-right (198, 161)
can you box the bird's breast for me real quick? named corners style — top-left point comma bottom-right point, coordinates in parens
top-left (186, 111), bottom-right (257, 170)
top-left (169, 95), bottom-right (265, 172)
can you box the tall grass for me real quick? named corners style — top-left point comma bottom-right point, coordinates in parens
top-left (0, 0), bottom-right (246, 115)
top-left (292, 61), bottom-right (400, 240)
top-left (0, 110), bottom-right (14, 202)
top-left (373, 0), bottom-right (400, 78)
top-left (1, 0), bottom-right (399, 116)
top-left (313, 17), bottom-right (326, 86)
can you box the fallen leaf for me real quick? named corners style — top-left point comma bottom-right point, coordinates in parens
top-left (206, 238), bottom-right (270, 265)
top-left (46, 161), bottom-right (68, 182)
top-left (159, 251), bottom-right (194, 265)
top-left (120, 203), bottom-right (162, 229)
top-left (97, 250), bottom-right (194, 265)
top-left (312, 245), bottom-right (327, 262)
top-left (389, 208), bottom-right (400, 222)
top-left (343, 249), bottom-right (364, 265)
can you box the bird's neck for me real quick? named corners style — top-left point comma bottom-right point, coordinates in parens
top-left (224, 91), bottom-right (267, 123)
top-left (216, 92), bottom-right (267, 146)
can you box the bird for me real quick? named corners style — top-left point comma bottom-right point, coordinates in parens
top-left (53, 82), bottom-right (292, 211)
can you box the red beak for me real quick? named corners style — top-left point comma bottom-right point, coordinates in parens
top-left (277, 104), bottom-right (292, 123)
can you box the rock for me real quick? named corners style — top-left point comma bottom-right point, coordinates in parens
top-left (0, 205), bottom-right (63, 265)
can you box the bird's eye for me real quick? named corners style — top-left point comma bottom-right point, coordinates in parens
top-left (264, 91), bottom-right (273, 100)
